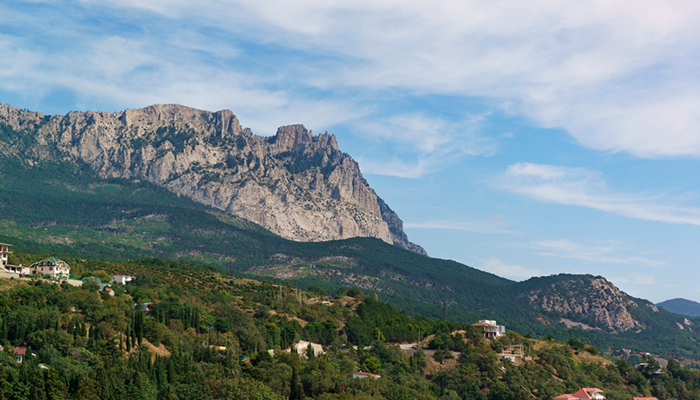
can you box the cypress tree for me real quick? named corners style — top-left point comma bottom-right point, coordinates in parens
top-left (289, 365), bottom-right (303, 400)
top-left (137, 314), bottom-right (144, 345)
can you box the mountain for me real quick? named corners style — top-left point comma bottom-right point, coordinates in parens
top-left (2, 103), bottom-right (700, 360)
top-left (657, 298), bottom-right (700, 318)
top-left (0, 103), bottom-right (425, 254)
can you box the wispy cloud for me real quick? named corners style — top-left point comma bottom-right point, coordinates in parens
top-left (356, 157), bottom-right (434, 179)
top-left (354, 112), bottom-right (497, 177)
top-left (355, 113), bottom-right (497, 156)
top-left (498, 162), bottom-right (700, 226)
top-left (405, 215), bottom-right (519, 234)
top-left (477, 257), bottom-right (542, 280)
top-left (529, 238), bottom-right (667, 267)
top-left (609, 274), bottom-right (657, 285)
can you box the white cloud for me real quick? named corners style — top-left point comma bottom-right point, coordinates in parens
top-left (356, 157), bottom-right (433, 179)
top-left (405, 216), bottom-right (518, 234)
top-left (477, 257), bottom-right (542, 280)
top-left (498, 162), bottom-right (700, 227)
top-left (355, 112), bottom-right (496, 156)
top-left (610, 273), bottom-right (657, 285)
top-left (530, 238), bottom-right (667, 267)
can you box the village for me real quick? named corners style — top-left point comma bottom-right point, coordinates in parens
top-left (0, 242), bottom-right (665, 399)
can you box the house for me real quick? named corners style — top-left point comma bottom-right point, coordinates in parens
top-left (9, 347), bottom-right (31, 363)
top-left (352, 371), bottom-right (381, 380)
top-left (553, 387), bottom-right (605, 399)
top-left (112, 275), bottom-right (136, 285)
top-left (5, 265), bottom-right (30, 275)
top-left (30, 257), bottom-right (70, 277)
top-left (0, 243), bottom-right (11, 269)
top-left (471, 320), bottom-right (506, 338)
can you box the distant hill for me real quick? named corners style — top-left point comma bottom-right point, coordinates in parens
top-left (657, 298), bottom-right (700, 317)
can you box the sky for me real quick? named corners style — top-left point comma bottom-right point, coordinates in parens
top-left (2, 0), bottom-right (700, 303)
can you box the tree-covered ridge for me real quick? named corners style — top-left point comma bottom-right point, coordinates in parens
top-left (657, 298), bottom-right (700, 318)
top-left (1, 255), bottom-right (700, 400)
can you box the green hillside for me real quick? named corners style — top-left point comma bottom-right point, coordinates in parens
top-left (1, 255), bottom-right (700, 400)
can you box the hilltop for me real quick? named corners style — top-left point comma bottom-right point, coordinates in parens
top-left (657, 298), bottom-right (700, 318)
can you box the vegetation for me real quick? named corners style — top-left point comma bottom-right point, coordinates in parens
top-left (2, 255), bottom-right (700, 399)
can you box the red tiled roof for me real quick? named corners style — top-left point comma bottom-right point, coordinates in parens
top-left (12, 348), bottom-right (27, 355)
top-left (353, 371), bottom-right (381, 378)
top-left (554, 387), bottom-right (604, 399)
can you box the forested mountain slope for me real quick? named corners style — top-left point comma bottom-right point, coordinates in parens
top-left (2, 255), bottom-right (700, 400)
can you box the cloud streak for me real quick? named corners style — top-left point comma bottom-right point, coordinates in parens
top-left (498, 162), bottom-right (700, 226)
top-left (529, 238), bottom-right (667, 267)
top-left (477, 257), bottom-right (542, 280)
top-left (404, 216), bottom-right (519, 234)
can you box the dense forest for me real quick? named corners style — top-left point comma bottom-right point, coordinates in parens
top-left (2, 255), bottom-right (700, 399)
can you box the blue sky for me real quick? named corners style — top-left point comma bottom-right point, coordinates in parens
top-left (2, 1), bottom-right (700, 302)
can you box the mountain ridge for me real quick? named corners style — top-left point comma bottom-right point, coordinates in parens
top-left (0, 103), bottom-right (426, 255)
top-left (657, 298), bottom-right (700, 318)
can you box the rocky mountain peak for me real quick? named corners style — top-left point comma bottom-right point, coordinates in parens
top-left (271, 124), bottom-right (339, 154)
top-left (272, 124), bottom-right (313, 152)
top-left (0, 103), bottom-right (426, 255)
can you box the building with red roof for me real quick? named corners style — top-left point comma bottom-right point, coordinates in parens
top-left (553, 387), bottom-right (605, 399)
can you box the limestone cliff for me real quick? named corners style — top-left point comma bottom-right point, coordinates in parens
top-left (0, 103), bottom-right (426, 254)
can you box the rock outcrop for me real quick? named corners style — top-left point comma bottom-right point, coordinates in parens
top-left (0, 103), bottom-right (426, 254)
top-left (520, 275), bottom-right (642, 332)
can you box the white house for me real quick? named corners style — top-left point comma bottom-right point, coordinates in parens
top-left (30, 257), bottom-right (71, 277)
top-left (0, 243), bottom-right (11, 270)
top-left (5, 265), bottom-right (30, 275)
top-left (471, 320), bottom-right (506, 339)
top-left (112, 275), bottom-right (136, 285)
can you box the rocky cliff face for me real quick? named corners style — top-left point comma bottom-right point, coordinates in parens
top-left (519, 276), bottom-right (643, 332)
top-left (0, 103), bottom-right (426, 254)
